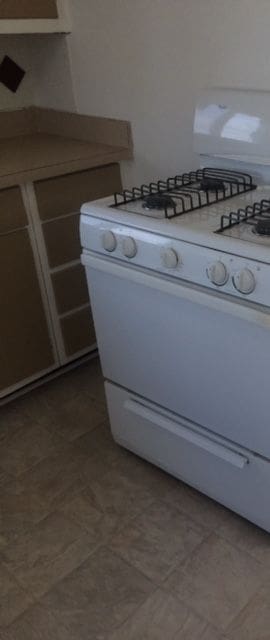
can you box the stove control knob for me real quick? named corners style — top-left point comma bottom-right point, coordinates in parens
top-left (232, 268), bottom-right (256, 295)
top-left (122, 236), bottom-right (137, 259)
top-left (102, 230), bottom-right (117, 252)
top-left (162, 248), bottom-right (179, 269)
top-left (207, 261), bottom-right (228, 286)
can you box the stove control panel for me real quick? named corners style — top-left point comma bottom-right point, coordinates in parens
top-left (206, 261), bottom-right (229, 287)
top-left (81, 215), bottom-right (270, 307)
top-left (122, 236), bottom-right (137, 259)
top-left (162, 248), bottom-right (179, 269)
top-left (232, 268), bottom-right (256, 295)
top-left (102, 230), bottom-right (117, 252)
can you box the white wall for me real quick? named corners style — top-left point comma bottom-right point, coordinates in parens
top-left (0, 36), bottom-right (35, 109)
top-left (67, 0), bottom-right (270, 187)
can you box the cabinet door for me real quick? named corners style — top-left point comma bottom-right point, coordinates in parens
top-left (0, 229), bottom-right (55, 394)
top-left (33, 164), bottom-right (122, 362)
top-left (0, 1), bottom-right (58, 19)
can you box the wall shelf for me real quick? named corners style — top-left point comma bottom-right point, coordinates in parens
top-left (0, 1), bottom-right (71, 34)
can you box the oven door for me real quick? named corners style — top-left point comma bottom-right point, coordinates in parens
top-left (82, 252), bottom-right (270, 457)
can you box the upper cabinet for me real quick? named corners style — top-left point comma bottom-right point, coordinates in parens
top-left (0, 0), bottom-right (71, 33)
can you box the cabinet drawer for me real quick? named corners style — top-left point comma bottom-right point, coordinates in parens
top-left (61, 307), bottom-right (96, 356)
top-left (43, 213), bottom-right (81, 268)
top-left (35, 165), bottom-right (122, 221)
top-left (0, 187), bottom-right (28, 234)
top-left (52, 264), bottom-right (89, 314)
top-left (0, 1), bottom-right (58, 18)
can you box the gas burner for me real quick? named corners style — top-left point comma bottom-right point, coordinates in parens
top-left (253, 219), bottom-right (270, 236)
top-left (199, 178), bottom-right (226, 192)
top-left (113, 168), bottom-right (256, 219)
top-left (143, 194), bottom-right (175, 211)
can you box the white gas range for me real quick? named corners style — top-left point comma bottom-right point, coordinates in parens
top-left (80, 89), bottom-right (270, 532)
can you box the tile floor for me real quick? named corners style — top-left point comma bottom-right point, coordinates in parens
top-left (0, 358), bottom-right (270, 639)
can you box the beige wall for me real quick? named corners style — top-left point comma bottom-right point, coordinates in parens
top-left (0, 34), bottom-right (75, 113)
top-left (67, 0), bottom-right (270, 187)
top-left (0, 36), bottom-right (35, 109)
top-left (32, 35), bottom-right (75, 111)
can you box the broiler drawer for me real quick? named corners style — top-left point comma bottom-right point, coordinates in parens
top-left (106, 381), bottom-right (270, 532)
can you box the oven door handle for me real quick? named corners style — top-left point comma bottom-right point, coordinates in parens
top-left (125, 398), bottom-right (249, 470)
top-left (82, 252), bottom-right (270, 330)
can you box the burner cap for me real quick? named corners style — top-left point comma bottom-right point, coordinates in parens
top-left (199, 178), bottom-right (226, 192)
top-left (254, 219), bottom-right (270, 236)
top-left (143, 194), bottom-right (175, 210)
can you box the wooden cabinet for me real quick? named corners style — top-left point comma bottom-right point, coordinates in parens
top-left (52, 264), bottom-right (89, 315)
top-left (0, 194), bottom-right (56, 395)
top-left (0, 186), bottom-right (28, 234)
top-left (0, 1), bottom-right (58, 19)
top-left (33, 164), bottom-right (122, 365)
top-left (0, 164), bottom-right (122, 398)
top-left (0, 0), bottom-right (70, 33)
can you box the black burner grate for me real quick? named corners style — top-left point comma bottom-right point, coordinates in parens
top-left (216, 199), bottom-right (270, 235)
top-left (113, 168), bottom-right (256, 218)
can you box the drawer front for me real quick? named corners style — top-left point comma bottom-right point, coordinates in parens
top-left (52, 264), bottom-right (89, 314)
top-left (0, 187), bottom-right (28, 235)
top-left (0, 1), bottom-right (58, 18)
top-left (106, 382), bottom-right (270, 532)
top-left (61, 306), bottom-right (96, 356)
top-left (43, 213), bottom-right (81, 268)
top-left (35, 165), bottom-right (122, 221)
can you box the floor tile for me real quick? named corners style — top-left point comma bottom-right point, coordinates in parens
top-left (77, 359), bottom-right (106, 406)
top-left (10, 389), bottom-right (51, 427)
top-left (164, 533), bottom-right (267, 631)
top-left (0, 403), bottom-right (28, 443)
top-left (61, 491), bottom-right (122, 543)
top-left (0, 469), bottom-right (12, 490)
top-left (75, 423), bottom-right (133, 483)
top-left (0, 423), bottom-right (67, 477)
top-left (166, 481), bottom-right (228, 531)
top-left (3, 547), bottom-right (154, 640)
top-left (216, 509), bottom-right (270, 566)
top-left (110, 499), bottom-right (206, 582)
top-left (83, 465), bottom-right (156, 522)
top-left (174, 620), bottom-right (229, 640)
top-left (13, 447), bottom-right (87, 520)
top-left (43, 384), bottom-right (107, 442)
top-left (0, 483), bottom-right (46, 545)
top-left (1, 512), bottom-right (93, 599)
top-left (0, 604), bottom-right (77, 640)
top-left (109, 587), bottom-right (226, 640)
top-left (0, 563), bottom-right (32, 628)
top-left (43, 357), bottom-right (105, 408)
top-left (42, 546), bottom-right (153, 637)
top-left (110, 446), bottom-right (183, 504)
top-left (75, 421), bottom-right (119, 461)
top-left (227, 584), bottom-right (270, 640)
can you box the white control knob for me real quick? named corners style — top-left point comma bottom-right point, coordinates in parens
top-left (122, 236), bottom-right (137, 259)
top-left (232, 268), bottom-right (256, 295)
top-left (207, 261), bottom-right (228, 286)
top-left (162, 248), bottom-right (179, 269)
top-left (102, 230), bottom-right (117, 252)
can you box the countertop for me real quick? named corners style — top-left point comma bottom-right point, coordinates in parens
top-left (0, 107), bottom-right (133, 189)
